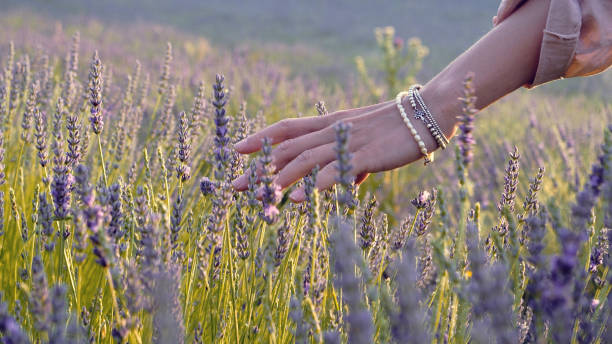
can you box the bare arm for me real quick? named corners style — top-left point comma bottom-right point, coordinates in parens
top-left (232, 0), bottom-right (551, 202)
top-left (424, 0), bottom-right (551, 139)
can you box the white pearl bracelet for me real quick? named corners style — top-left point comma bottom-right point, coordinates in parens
top-left (395, 91), bottom-right (433, 165)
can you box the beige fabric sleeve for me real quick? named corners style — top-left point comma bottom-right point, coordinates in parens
top-left (496, 0), bottom-right (612, 88)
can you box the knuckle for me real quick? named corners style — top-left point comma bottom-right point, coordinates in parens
top-left (277, 118), bottom-right (293, 133)
top-left (296, 149), bottom-right (314, 164)
top-left (276, 139), bottom-right (293, 155)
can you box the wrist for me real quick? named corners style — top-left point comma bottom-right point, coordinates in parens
top-left (419, 78), bottom-right (464, 140)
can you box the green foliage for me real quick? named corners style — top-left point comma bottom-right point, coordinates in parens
top-left (356, 26), bottom-right (429, 101)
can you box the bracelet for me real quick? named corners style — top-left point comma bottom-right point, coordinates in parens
top-left (408, 85), bottom-right (449, 149)
top-left (395, 91), bottom-right (433, 165)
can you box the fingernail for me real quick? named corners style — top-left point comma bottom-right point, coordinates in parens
top-left (232, 175), bottom-right (247, 189)
top-left (234, 139), bottom-right (246, 151)
top-left (289, 189), bottom-right (304, 202)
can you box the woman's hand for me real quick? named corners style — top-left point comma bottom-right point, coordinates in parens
top-left (232, 99), bottom-right (440, 202)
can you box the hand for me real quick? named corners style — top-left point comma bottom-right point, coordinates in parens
top-left (232, 99), bottom-right (438, 202)
top-left (493, 0), bottom-right (525, 26)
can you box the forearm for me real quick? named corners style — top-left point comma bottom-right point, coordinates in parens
top-left (419, 0), bottom-right (551, 142)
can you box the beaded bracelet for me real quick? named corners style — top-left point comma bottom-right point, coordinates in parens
top-left (395, 91), bottom-right (433, 165)
top-left (408, 85), bottom-right (450, 149)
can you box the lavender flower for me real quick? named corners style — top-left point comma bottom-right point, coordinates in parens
top-left (522, 167), bottom-right (545, 221)
top-left (289, 296), bottom-right (309, 344)
top-left (175, 111), bottom-right (191, 181)
top-left (0, 192), bottom-right (4, 238)
top-left (303, 168), bottom-right (319, 234)
top-left (9, 60), bottom-right (21, 111)
top-left (30, 254), bottom-right (51, 334)
top-left (411, 190), bottom-right (430, 210)
top-left (33, 108), bottom-right (48, 167)
top-left (38, 192), bottom-right (55, 251)
top-left (156, 84), bottom-right (176, 140)
top-left (330, 217), bottom-right (373, 344)
top-left (466, 220), bottom-right (518, 343)
top-left (457, 73), bottom-right (477, 168)
top-left (259, 137), bottom-right (281, 224)
top-left (315, 100), bottom-right (328, 116)
top-left (390, 216), bottom-right (411, 250)
top-left (89, 224), bottom-right (114, 268)
top-left (88, 50), bottom-right (104, 134)
top-left (590, 228), bottom-right (608, 273)
top-left (233, 201), bottom-right (250, 260)
top-left (415, 189), bottom-right (437, 236)
top-left (199, 177), bottom-right (215, 196)
top-left (390, 240), bottom-right (430, 344)
top-left (170, 192), bottom-right (183, 247)
top-left (189, 81), bottom-right (205, 136)
top-left (21, 81), bottom-right (38, 142)
top-left (108, 182), bottom-right (124, 239)
top-left (0, 299), bottom-right (28, 344)
top-left (0, 130), bottom-right (5, 186)
top-left (498, 146), bottom-right (520, 212)
top-left (158, 42), bottom-right (172, 95)
top-left (572, 146), bottom-right (607, 232)
top-left (52, 98), bottom-right (66, 140)
top-left (66, 112), bottom-right (81, 166)
top-left (69, 31), bottom-right (80, 73)
top-left (359, 196), bottom-right (377, 250)
top-left (0, 82), bottom-right (6, 129)
top-left (48, 284), bottom-right (68, 343)
top-left (334, 121), bottom-right (356, 210)
top-left (274, 211), bottom-right (291, 266)
top-left (213, 73), bottom-right (230, 181)
top-left (416, 236), bottom-right (436, 292)
top-left (51, 153), bottom-right (74, 220)
top-left (152, 261), bottom-right (185, 343)
top-left (543, 228), bottom-right (586, 343)
top-left (246, 160), bottom-right (259, 207)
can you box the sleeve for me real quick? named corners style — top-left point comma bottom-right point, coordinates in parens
top-left (495, 0), bottom-right (612, 88)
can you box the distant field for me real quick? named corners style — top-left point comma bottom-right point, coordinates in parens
top-left (5, 0), bottom-right (611, 95)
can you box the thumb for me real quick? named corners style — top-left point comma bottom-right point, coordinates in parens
top-left (494, 0), bottom-right (524, 26)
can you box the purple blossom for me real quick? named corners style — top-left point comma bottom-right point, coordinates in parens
top-left (89, 50), bottom-right (104, 134)
top-left (334, 121), bottom-right (357, 210)
top-left (213, 73), bottom-right (230, 181)
top-left (457, 73), bottom-right (477, 168)
top-left (0, 300), bottom-right (28, 344)
top-left (199, 177), bottom-right (215, 196)
top-left (51, 154), bottom-right (74, 220)
top-left (330, 217), bottom-right (373, 344)
top-left (259, 137), bottom-right (280, 224)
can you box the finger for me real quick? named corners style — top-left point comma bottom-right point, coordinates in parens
top-left (232, 126), bottom-right (334, 191)
top-left (232, 160), bottom-right (260, 191)
top-left (290, 149), bottom-right (367, 202)
top-left (271, 125), bottom-right (335, 173)
top-left (495, 0), bottom-right (522, 25)
top-left (275, 142), bottom-right (336, 189)
top-left (234, 117), bottom-right (327, 154)
top-left (234, 102), bottom-right (393, 154)
top-left (314, 149), bottom-right (369, 192)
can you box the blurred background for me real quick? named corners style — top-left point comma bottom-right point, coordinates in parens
top-left (3, 0), bottom-right (611, 96)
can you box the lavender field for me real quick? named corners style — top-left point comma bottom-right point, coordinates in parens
top-left (0, 4), bottom-right (612, 344)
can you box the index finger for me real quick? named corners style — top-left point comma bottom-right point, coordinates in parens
top-left (234, 116), bottom-right (328, 154)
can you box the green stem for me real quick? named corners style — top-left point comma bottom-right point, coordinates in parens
top-left (97, 134), bottom-right (108, 187)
